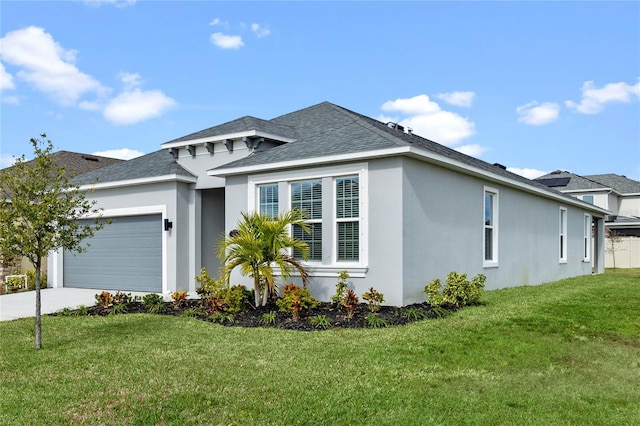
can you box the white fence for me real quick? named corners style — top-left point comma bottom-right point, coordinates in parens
top-left (605, 237), bottom-right (640, 269)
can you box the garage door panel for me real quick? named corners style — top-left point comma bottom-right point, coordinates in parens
top-left (64, 214), bottom-right (162, 292)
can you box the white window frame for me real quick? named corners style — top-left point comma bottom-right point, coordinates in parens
top-left (290, 179), bottom-right (323, 262)
top-left (247, 163), bottom-right (368, 277)
top-left (483, 186), bottom-right (499, 268)
top-left (559, 207), bottom-right (568, 263)
top-left (583, 214), bottom-right (591, 262)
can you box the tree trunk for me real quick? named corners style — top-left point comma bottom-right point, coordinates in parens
top-left (253, 272), bottom-right (261, 307)
top-left (35, 258), bottom-right (42, 350)
top-left (261, 278), bottom-right (270, 307)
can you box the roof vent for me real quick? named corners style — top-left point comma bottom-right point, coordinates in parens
top-left (407, 128), bottom-right (413, 135)
top-left (493, 163), bottom-right (507, 170)
top-left (386, 122), bottom-right (404, 132)
top-left (81, 155), bottom-right (100, 162)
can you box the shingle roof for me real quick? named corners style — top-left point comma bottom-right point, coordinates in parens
top-left (585, 174), bottom-right (640, 194)
top-left (535, 171), bottom-right (608, 191)
top-left (163, 116), bottom-right (298, 144)
top-left (536, 171), bottom-right (640, 194)
top-left (73, 149), bottom-right (195, 185)
top-left (0, 151), bottom-right (122, 178)
top-left (211, 102), bottom-right (561, 194)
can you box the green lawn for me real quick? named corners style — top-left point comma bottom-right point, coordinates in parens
top-left (1, 270), bottom-right (639, 425)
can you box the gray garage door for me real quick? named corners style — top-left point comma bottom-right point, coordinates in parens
top-left (64, 214), bottom-right (162, 292)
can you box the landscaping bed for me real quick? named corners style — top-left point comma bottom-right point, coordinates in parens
top-left (52, 297), bottom-right (455, 331)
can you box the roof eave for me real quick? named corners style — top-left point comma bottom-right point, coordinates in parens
top-left (79, 174), bottom-right (197, 191)
top-left (161, 130), bottom-right (297, 149)
top-left (209, 146), bottom-right (610, 216)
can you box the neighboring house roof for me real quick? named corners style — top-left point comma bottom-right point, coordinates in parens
top-left (163, 116), bottom-right (299, 145)
top-left (535, 170), bottom-right (609, 191)
top-left (585, 174), bottom-right (640, 195)
top-left (536, 171), bottom-right (640, 194)
top-left (73, 149), bottom-right (196, 186)
top-left (0, 151), bottom-right (122, 178)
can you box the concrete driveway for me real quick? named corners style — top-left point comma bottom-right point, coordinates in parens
top-left (0, 288), bottom-right (152, 321)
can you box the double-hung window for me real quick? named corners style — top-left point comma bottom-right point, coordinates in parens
top-left (336, 176), bottom-right (359, 262)
top-left (483, 187), bottom-right (499, 267)
top-left (291, 180), bottom-right (323, 261)
top-left (249, 163), bottom-right (368, 275)
top-left (258, 183), bottom-right (279, 218)
top-left (583, 214), bottom-right (591, 261)
top-left (559, 207), bottom-right (567, 263)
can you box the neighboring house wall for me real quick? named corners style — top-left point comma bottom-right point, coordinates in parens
top-left (607, 192), bottom-right (619, 214)
top-left (619, 195), bottom-right (640, 217)
top-left (605, 237), bottom-right (640, 268)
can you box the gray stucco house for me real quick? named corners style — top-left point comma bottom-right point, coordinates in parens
top-left (49, 102), bottom-right (608, 306)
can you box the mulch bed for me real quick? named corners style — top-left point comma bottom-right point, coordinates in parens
top-left (52, 299), bottom-right (456, 331)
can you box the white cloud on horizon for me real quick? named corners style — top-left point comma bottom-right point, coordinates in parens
top-left (0, 26), bottom-right (107, 106)
top-left (104, 88), bottom-right (175, 125)
top-left (0, 154), bottom-right (17, 168)
top-left (210, 32), bottom-right (244, 49)
top-left (516, 101), bottom-right (560, 125)
top-left (92, 148), bottom-right (144, 160)
top-left (380, 94), bottom-right (476, 146)
top-left (566, 79), bottom-right (640, 114)
top-left (0, 26), bottom-right (175, 125)
top-left (436, 91), bottom-right (475, 107)
top-left (0, 62), bottom-right (15, 90)
top-left (507, 167), bottom-right (549, 180)
top-left (251, 23), bottom-right (271, 38)
top-left (455, 144), bottom-right (488, 157)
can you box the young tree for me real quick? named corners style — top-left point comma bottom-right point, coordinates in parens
top-left (218, 210), bottom-right (310, 307)
top-left (605, 228), bottom-right (623, 269)
top-left (0, 135), bottom-right (106, 349)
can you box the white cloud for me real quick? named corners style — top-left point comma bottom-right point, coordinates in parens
top-left (210, 32), bottom-right (244, 49)
top-left (103, 88), bottom-right (175, 125)
top-left (436, 91), bottom-right (475, 107)
top-left (2, 95), bottom-right (20, 105)
top-left (454, 144), bottom-right (488, 158)
top-left (0, 26), bottom-right (107, 105)
top-left (0, 154), bottom-right (17, 168)
top-left (566, 79), bottom-right (640, 114)
top-left (507, 167), bottom-right (549, 180)
top-left (380, 94), bottom-right (476, 145)
top-left (0, 62), bottom-right (15, 90)
top-left (92, 148), bottom-right (144, 160)
top-left (118, 72), bottom-right (142, 90)
top-left (516, 101), bottom-right (560, 125)
top-left (251, 23), bottom-right (271, 38)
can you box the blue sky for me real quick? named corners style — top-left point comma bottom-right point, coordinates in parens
top-left (1, 1), bottom-right (639, 180)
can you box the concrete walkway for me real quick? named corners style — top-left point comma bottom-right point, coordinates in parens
top-left (0, 288), bottom-right (152, 321)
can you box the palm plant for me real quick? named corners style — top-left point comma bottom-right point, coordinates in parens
top-left (218, 210), bottom-right (311, 307)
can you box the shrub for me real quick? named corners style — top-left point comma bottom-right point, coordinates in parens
top-left (112, 291), bottom-right (133, 306)
top-left (223, 285), bottom-right (250, 314)
top-left (331, 270), bottom-right (350, 305)
top-left (6, 275), bottom-right (24, 292)
top-left (309, 314), bottom-right (332, 330)
top-left (142, 293), bottom-right (165, 314)
top-left (181, 307), bottom-right (206, 318)
top-left (362, 287), bottom-right (384, 312)
top-left (209, 312), bottom-right (234, 324)
top-left (26, 269), bottom-right (47, 290)
top-left (195, 268), bottom-right (226, 299)
top-left (341, 289), bottom-right (359, 319)
top-left (260, 311), bottom-right (277, 326)
top-left (366, 314), bottom-right (389, 328)
top-left (171, 290), bottom-right (189, 309)
top-left (276, 283), bottom-right (319, 320)
top-left (95, 291), bottom-right (114, 309)
top-left (423, 272), bottom-right (486, 308)
top-left (110, 303), bottom-right (128, 315)
top-left (404, 307), bottom-right (426, 321)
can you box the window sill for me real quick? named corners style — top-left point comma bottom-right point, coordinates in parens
top-left (274, 265), bottom-right (369, 278)
top-left (483, 261), bottom-right (499, 269)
